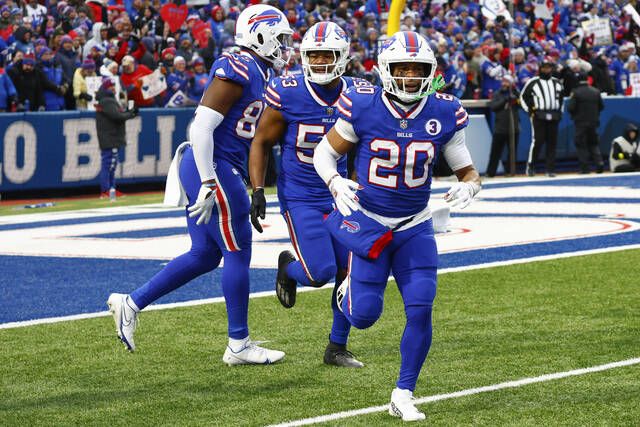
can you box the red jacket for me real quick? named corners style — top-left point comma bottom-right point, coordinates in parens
top-left (120, 64), bottom-right (154, 107)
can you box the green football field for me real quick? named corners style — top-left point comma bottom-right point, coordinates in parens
top-left (1, 249), bottom-right (638, 426)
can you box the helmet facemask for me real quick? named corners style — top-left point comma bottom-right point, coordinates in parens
top-left (257, 31), bottom-right (293, 70)
top-left (301, 48), bottom-right (349, 84)
top-left (377, 60), bottom-right (435, 103)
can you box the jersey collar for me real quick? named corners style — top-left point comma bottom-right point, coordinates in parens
top-left (304, 77), bottom-right (347, 107)
top-left (381, 92), bottom-right (428, 120)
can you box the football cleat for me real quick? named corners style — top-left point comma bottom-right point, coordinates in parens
top-left (389, 388), bottom-right (426, 422)
top-left (107, 293), bottom-right (138, 352)
top-left (276, 250), bottom-right (297, 308)
top-left (222, 340), bottom-right (285, 366)
top-left (323, 343), bottom-right (364, 368)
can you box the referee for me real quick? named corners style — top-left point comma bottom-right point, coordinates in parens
top-left (519, 57), bottom-right (565, 177)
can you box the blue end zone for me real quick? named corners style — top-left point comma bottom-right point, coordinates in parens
top-left (2, 224), bottom-right (637, 323)
top-left (0, 254), bottom-right (276, 323)
top-left (2, 175), bottom-right (638, 324)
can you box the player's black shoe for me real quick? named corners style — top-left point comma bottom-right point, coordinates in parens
top-left (276, 250), bottom-right (297, 308)
top-left (323, 342), bottom-right (364, 368)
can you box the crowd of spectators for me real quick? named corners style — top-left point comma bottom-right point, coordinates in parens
top-left (0, 0), bottom-right (639, 112)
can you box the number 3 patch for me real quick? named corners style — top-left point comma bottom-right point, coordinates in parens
top-left (425, 119), bottom-right (442, 136)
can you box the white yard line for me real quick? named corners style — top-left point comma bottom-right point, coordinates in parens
top-left (1, 243), bottom-right (638, 330)
top-left (267, 357), bottom-right (640, 427)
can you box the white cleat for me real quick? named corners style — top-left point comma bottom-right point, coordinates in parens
top-left (389, 388), bottom-right (426, 422)
top-left (222, 340), bottom-right (285, 366)
top-left (107, 293), bottom-right (138, 352)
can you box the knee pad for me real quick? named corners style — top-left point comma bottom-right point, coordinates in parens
top-left (349, 293), bottom-right (383, 330)
top-left (307, 262), bottom-right (337, 287)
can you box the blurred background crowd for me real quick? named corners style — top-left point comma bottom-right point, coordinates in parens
top-left (0, 0), bottom-right (639, 112)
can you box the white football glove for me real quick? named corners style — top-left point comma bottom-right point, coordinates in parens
top-left (188, 184), bottom-right (217, 225)
top-left (328, 175), bottom-right (361, 216)
top-left (444, 181), bottom-right (480, 209)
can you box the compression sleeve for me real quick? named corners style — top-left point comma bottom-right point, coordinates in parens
top-left (334, 118), bottom-right (359, 143)
top-left (189, 105), bottom-right (224, 182)
top-left (313, 135), bottom-right (344, 185)
top-left (442, 129), bottom-right (473, 171)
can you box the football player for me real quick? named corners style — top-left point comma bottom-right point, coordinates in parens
top-left (313, 31), bottom-right (481, 420)
top-left (107, 5), bottom-right (293, 365)
top-left (248, 22), bottom-right (366, 368)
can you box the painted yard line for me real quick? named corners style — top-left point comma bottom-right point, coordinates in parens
top-left (0, 284), bottom-right (333, 330)
top-left (268, 357), bottom-right (640, 427)
top-left (438, 243), bottom-right (640, 274)
top-left (2, 243), bottom-right (638, 330)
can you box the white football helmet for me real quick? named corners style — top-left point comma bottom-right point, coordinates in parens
top-left (235, 5), bottom-right (294, 70)
top-left (300, 22), bottom-right (350, 84)
top-left (376, 31), bottom-right (437, 103)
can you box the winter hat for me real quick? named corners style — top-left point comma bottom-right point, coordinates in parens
top-left (102, 58), bottom-right (115, 68)
top-left (161, 47), bottom-right (176, 60)
top-left (193, 57), bottom-right (204, 66)
top-left (60, 35), bottom-right (73, 45)
top-left (100, 77), bottom-right (116, 91)
top-left (620, 41), bottom-right (636, 52)
top-left (22, 53), bottom-right (36, 65)
top-left (82, 58), bottom-right (96, 70)
top-left (37, 47), bottom-right (52, 59)
top-left (122, 55), bottom-right (135, 66)
top-left (173, 55), bottom-right (185, 64)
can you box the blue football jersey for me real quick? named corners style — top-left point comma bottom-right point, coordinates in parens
top-left (264, 74), bottom-right (371, 209)
top-left (336, 86), bottom-right (469, 217)
top-left (206, 51), bottom-right (272, 176)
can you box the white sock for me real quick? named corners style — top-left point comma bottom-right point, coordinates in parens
top-left (228, 336), bottom-right (249, 352)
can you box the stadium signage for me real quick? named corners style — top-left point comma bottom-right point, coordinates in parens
top-left (0, 109), bottom-right (193, 191)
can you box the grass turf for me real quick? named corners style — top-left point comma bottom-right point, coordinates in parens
top-left (1, 250), bottom-right (638, 426)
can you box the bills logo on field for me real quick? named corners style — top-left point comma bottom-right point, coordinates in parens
top-left (340, 220), bottom-right (360, 233)
top-left (425, 119), bottom-right (442, 135)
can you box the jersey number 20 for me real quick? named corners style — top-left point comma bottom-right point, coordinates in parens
top-left (369, 139), bottom-right (435, 188)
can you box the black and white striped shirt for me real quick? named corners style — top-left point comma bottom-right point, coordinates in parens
top-left (519, 76), bottom-right (564, 114)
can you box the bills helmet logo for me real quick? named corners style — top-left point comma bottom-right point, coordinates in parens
top-left (335, 26), bottom-right (349, 42)
top-left (340, 220), bottom-right (360, 233)
top-left (248, 11), bottom-right (282, 33)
